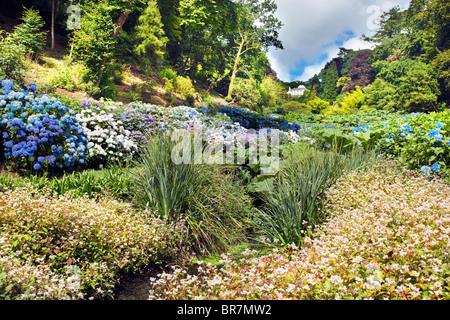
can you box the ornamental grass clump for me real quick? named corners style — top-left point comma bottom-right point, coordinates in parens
top-left (0, 186), bottom-right (182, 299)
top-left (133, 133), bottom-right (254, 256)
top-left (254, 142), bottom-right (377, 247)
top-left (150, 160), bottom-right (450, 300)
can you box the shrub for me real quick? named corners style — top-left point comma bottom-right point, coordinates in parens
top-left (0, 80), bottom-right (88, 171)
top-left (159, 68), bottom-right (177, 81)
top-left (331, 86), bottom-right (365, 115)
top-left (260, 76), bottom-right (284, 109)
top-left (13, 7), bottom-right (48, 58)
top-left (307, 97), bottom-right (330, 114)
top-left (49, 63), bottom-right (86, 92)
top-left (372, 110), bottom-right (450, 174)
top-left (49, 67), bottom-right (77, 92)
top-left (0, 186), bottom-right (182, 299)
top-left (282, 101), bottom-right (311, 113)
top-left (232, 78), bottom-right (262, 110)
top-left (0, 31), bottom-right (27, 83)
top-left (75, 101), bottom-right (137, 166)
top-left (173, 75), bottom-right (195, 99)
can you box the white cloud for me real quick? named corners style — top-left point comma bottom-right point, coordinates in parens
top-left (296, 64), bottom-right (326, 81)
top-left (268, 0), bottom-right (411, 81)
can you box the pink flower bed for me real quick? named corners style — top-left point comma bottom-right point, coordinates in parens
top-left (149, 160), bottom-right (450, 300)
top-left (0, 186), bottom-right (184, 299)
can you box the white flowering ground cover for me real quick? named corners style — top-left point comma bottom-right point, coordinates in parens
top-left (149, 160), bottom-right (450, 300)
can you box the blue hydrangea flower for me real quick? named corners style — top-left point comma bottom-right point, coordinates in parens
top-left (427, 129), bottom-right (440, 137)
top-left (435, 122), bottom-right (443, 129)
top-left (421, 165), bottom-right (431, 175)
top-left (432, 163), bottom-right (440, 172)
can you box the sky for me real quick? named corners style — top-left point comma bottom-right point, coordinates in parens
top-left (267, 0), bottom-right (412, 82)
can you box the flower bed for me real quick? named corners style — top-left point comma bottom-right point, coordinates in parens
top-left (0, 80), bottom-right (88, 171)
top-left (149, 160), bottom-right (450, 300)
top-left (0, 186), bottom-right (184, 299)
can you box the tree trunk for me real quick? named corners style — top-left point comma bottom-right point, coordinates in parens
top-left (51, 0), bottom-right (55, 50)
top-left (96, 65), bottom-right (104, 88)
top-left (51, 0), bottom-right (60, 50)
top-left (227, 37), bottom-right (245, 99)
top-left (113, 11), bottom-right (131, 38)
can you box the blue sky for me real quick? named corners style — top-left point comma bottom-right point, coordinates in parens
top-left (268, 0), bottom-right (412, 82)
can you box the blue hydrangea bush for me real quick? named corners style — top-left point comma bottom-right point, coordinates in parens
top-left (0, 79), bottom-right (88, 171)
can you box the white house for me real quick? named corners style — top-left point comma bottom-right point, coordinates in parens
top-left (287, 85), bottom-right (307, 96)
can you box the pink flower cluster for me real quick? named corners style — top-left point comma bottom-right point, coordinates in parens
top-left (149, 160), bottom-right (450, 300)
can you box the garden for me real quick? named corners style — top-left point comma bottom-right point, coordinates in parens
top-left (0, 0), bottom-right (449, 301)
top-left (1, 79), bottom-right (449, 300)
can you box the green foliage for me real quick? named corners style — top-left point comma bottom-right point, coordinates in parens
top-left (282, 101), bottom-right (311, 113)
top-left (365, 59), bottom-right (440, 112)
top-left (363, 78), bottom-right (398, 111)
top-left (337, 76), bottom-right (350, 92)
top-left (177, 0), bottom-right (236, 90)
top-left (157, 0), bottom-right (182, 60)
top-left (254, 143), bottom-right (377, 246)
top-left (432, 49), bottom-right (450, 104)
top-left (173, 75), bottom-right (195, 98)
top-left (13, 7), bottom-right (48, 58)
top-left (313, 128), bottom-right (361, 152)
top-left (307, 97), bottom-right (330, 114)
top-left (50, 68), bottom-right (76, 91)
top-left (71, 3), bottom-right (115, 88)
top-left (48, 63), bottom-right (86, 92)
top-left (321, 61), bottom-right (340, 102)
top-left (48, 165), bottom-right (135, 201)
top-left (336, 86), bottom-right (365, 114)
top-left (159, 67), bottom-right (177, 81)
top-left (226, 0), bottom-right (283, 98)
top-left (133, 133), bottom-right (253, 255)
top-left (232, 78), bottom-right (262, 110)
top-left (133, 133), bottom-right (204, 219)
top-left (0, 31), bottom-right (27, 83)
top-left (374, 110), bottom-right (450, 174)
top-left (397, 63), bottom-right (440, 112)
top-left (260, 76), bottom-right (284, 109)
top-left (134, 0), bottom-right (168, 66)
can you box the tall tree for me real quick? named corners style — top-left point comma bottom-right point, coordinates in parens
top-left (226, 0), bottom-right (283, 99)
top-left (176, 0), bottom-right (237, 88)
top-left (13, 7), bottom-right (48, 59)
top-left (51, 0), bottom-right (60, 50)
top-left (345, 50), bottom-right (375, 92)
top-left (134, 0), bottom-right (168, 66)
top-left (321, 61), bottom-right (340, 102)
top-left (71, 3), bottom-right (115, 87)
top-left (157, 0), bottom-right (182, 61)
